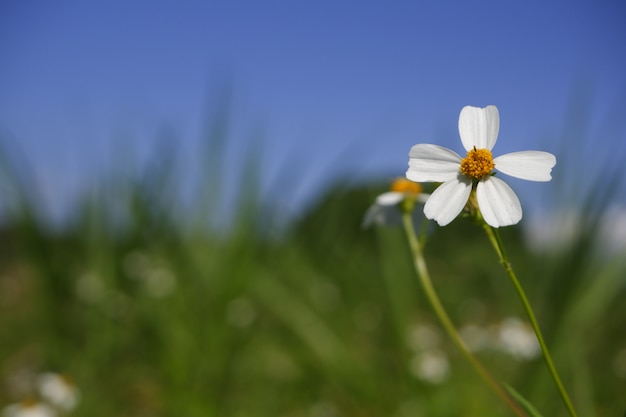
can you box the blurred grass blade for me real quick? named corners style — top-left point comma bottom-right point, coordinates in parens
top-left (505, 384), bottom-right (544, 417)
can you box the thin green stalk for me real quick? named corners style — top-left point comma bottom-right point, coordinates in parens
top-left (482, 224), bottom-right (579, 417)
top-left (401, 212), bottom-right (527, 417)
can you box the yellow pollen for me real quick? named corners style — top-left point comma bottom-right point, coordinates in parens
top-left (391, 178), bottom-right (422, 195)
top-left (460, 147), bottom-right (495, 179)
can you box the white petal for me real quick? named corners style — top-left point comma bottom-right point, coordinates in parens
top-left (458, 105), bottom-right (500, 151)
top-left (493, 151), bottom-right (556, 182)
top-left (423, 177), bottom-right (472, 226)
top-left (407, 144), bottom-right (461, 182)
top-left (416, 193), bottom-right (430, 203)
top-left (362, 204), bottom-right (387, 228)
top-left (376, 192), bottom-right (404, 206)
top-left (476, 177), bottom-right (522, 227)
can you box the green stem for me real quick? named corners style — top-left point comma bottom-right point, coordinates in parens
top-left (482, 224), bottom-right (578, 417)
top-left (401, 212), bottom-right (527, 417)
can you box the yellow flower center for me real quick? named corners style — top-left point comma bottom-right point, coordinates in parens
top-left (391, 178), bottom-right (422, 195)
top-left (460, 147), bottom-right (495, 179)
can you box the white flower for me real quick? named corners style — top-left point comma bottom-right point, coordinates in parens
top-left (409, 350), bottom-right (450, 384)
top-left (406, 105), bottom-right (556, 227)
top-left (459, 323), bottom-right (490, 353)
top-left (37, 373), bottom-right (79, 412)
top-left (363, 178), bottom-right (429, 227)
top-left (2, 401), bottom-right (56, 417)
top-left (496, 317), bottom-right (540, 360)
top-left (406, 322), bottom-right (441, 352)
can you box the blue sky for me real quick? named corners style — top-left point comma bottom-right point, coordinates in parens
top-left (1, 1), bottom-right (625, 224)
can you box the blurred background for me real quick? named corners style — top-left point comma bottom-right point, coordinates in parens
top-left (1, 1), bottom-right (625, 416)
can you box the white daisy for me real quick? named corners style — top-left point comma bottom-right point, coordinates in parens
top-left (2, 401), bottom-right (56, 417)
top-left (406, 105), bottom-right (556, 227)
top-left (363, 178), bottom-right (429, 227)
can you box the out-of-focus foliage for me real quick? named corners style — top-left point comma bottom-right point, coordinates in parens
top-left (0, 101), bottom-right (625, 417)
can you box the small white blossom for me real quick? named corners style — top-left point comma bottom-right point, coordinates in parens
top-left (459, 323), bottom-right (490, 353)
top-left (363, 178), bottom-right (429, 227)
top-left (407, 105), bottom-right (556, 227)
top-left (407, 322), bottom-right (441, 352)
top-left (409, 350), bottom-right (449, 384)
top-left (37, 373), bottom-right (79, 412)
top-left (496, 317), bottom-right (540, 360)
top-left (3, 401), bottom-right (56, 417)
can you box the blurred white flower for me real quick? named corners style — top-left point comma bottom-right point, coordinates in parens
top-left (496, 317), bottom-right (540, 360)
top-left (363, 178), bottom-right (429, 227)
top-left (37, 373), bottom-right (79, 412)
top-left (122, 250), bottom-right (177, 298)
top-left (407, 105), bottom-right (556, 227)
top-left (409, 350), bottom-right (449, 384)
top-left (3, 401), bottom-right (56, 417)
top-left (459, 323), bottom-right (490, 353)
top-left (407, 322), bottom-right (441, 352)
top-left (523, 210), bottom-right (581, 251)
top-left (525, 205), bottom-right (626, 255)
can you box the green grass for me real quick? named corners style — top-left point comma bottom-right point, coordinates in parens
top-left (0, 103), bottom-right (625, 416)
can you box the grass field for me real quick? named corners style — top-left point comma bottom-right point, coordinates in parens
top-left (1, 103), bottom-right (625, 416)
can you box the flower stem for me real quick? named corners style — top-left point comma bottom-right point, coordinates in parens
top-left (482, 224), bottom-right (578, 417)
top-left (401, 212), bottom-right (527, 417)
